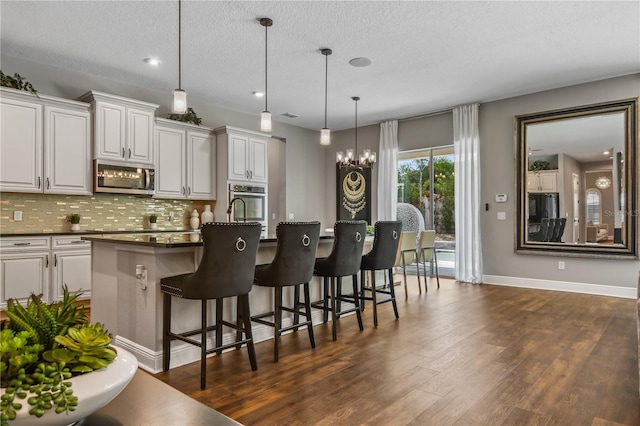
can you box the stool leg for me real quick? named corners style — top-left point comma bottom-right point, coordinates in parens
top-left (330, 277), bottom-right (338, 341)
top-left (162, 293), bottom-right (171, 371)
top-left (201, 299), bottom-right (207, 390)
top-left (434, 250), bottom-right (440, 289)
top-left (323, 277), bottom-right (329, 323)
top-left (360, 270), bottom-right (366, 312)
top-left (336, 278), bottom-right (342, 315)
top-left (215, 299), bottom-right (223, 355)
top-left (401, 254), bottom-right (408, 296)
top-left (388, 268), bottom-right (399, 319)
top-left (274, 286), bottom-right (283, 362)
top-left (303, 282), bottom-right (316, 348)
top-left (371, 271), bottom-right (378, 327)
top-left (352, 274), bottom-right (363, 331)
top-left (235, 297), bottom-right (243, 350)
top-left (293, 284), bottom-right (300, 328)
top-left (240, 294), bottom-right (258, 371)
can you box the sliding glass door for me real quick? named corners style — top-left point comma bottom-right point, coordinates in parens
top-left (398, 146), bottom-right (455, 275)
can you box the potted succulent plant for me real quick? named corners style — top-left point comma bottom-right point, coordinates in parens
top-left (148, 214), bottom-right (158, 230)
top-left (67, 214), bottom-right (81, 231)
top-left (0, 287), bottom-right (135, 425)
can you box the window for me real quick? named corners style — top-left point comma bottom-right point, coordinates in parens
top-left (586, 188), bottom-right (601, 224)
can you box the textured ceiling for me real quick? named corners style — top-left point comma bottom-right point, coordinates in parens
top-left (1, 1), bottom-right (639, 131)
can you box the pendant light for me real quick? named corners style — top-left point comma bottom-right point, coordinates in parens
top-left (337, 97), bottom-right (376, 168)
top-left (320, 48), bottom-right (332, 145)
top-left (260, 18), bottom-right (273, 132)
top-left (172, 0), bottom-right (187, 114)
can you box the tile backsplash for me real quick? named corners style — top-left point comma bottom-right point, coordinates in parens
top-left (0, 193), bottom-right (216, 234)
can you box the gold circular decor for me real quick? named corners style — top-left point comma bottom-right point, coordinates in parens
top-left (342, 171), bottom-right (366, 219)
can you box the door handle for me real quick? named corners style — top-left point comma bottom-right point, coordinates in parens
top-left (122, 147), bottom-right (125, 158)
top-left (187, 187), bottom-right (191, 196)
top-left (54, 254), bottom-right (57, 267)
top-left (128, 148), bottom-right (131, 159)
top-left (47, 177), bottom-right (50, 189)
top-left (182, 186), bottom-right (186, 195)
top-left (46, 255), bottom-right (49, 268)
top-left (37, 177), bottom-right (41, 188)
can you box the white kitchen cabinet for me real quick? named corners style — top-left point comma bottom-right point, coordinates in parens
top-left (215, 126), bottom-right (268, 183)
top-left (52, 236), bottom-right (91, 301)
top-left (0, 237), bottom-right (50, 308)
top-left (527, 170), bottom-right (558, 193)
top-left (0, 88), bottom-right (91, 195)
top-left (155, 118), bottom-right (216, 200)
top-left (0, 236), bottom-right (91, 308)
top-left (80, 91), bottom-right (158, 165)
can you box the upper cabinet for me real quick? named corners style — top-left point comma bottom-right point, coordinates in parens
top-left (154, 118), bottom-right (216, 200)
top-left (0, 88), bottom-right (91, 195)
top-left (215, 126), bottom-right (268, 183)
top-left (527, 170), bottom-right (558, 193)
top-left (79, 91), bottom-right (158, 165)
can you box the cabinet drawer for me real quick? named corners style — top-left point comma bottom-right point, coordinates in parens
top-left (0, 237), bottom-right (50, 252)
top-left (52, 236), bottom-right (93, 249)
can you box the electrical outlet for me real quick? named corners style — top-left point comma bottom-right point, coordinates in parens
top-left (288, 213), bottom-right (294, 220)
top-left (272, 213), bottom-right (276, 220)
top-left (13, 210), bottom-right (23, 221)
top-left (497, 211), bottom-right (506, 220)
top-left (558, 261), bottom-right (565, 270)
top-left (168, 211), bottom-right (174, 221)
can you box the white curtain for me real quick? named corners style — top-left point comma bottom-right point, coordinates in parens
top-left (377, 120), bottom-right (399, 221)
top-left (453, 104), bottom-right (483, 283)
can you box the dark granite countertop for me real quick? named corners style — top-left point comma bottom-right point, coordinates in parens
top-left (0, 229), bottom-right (196, 238)
top-left (82, 232), bottom-right (335, 248)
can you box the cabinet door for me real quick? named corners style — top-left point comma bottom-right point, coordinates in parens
top-left (52, 250), bottom-right (91, 301)
top-left (527, 173), bottom-right (540, 192)
top-left (249, 137), bottom-right (268, 182)
top-left (0, 252), bottom-right (48, 308)
top-left (155, 126), bottom-right (186, 198)
top-left (127, 107), bottom-right (154, 164)
top-left (95, 101), bottom-right (126, 161)
top-left (228, 134), bottom-right (249, 181)
top-left (44, 106), bottom-right (92, 195)
top-left (539, 172), bottom-right (557, 192)
top-left (187, 131), bottom-right (215, 199)
top-left (0, 97), bottom-right (43, 193)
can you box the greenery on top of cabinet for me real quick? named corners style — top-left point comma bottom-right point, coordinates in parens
top-left (167, 107), bottom-right (202, 126)
top-left (0, 71), bottom-right (38, 95)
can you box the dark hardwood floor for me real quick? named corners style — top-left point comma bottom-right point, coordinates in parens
top-left (154, 277), bottom-right (640, 426)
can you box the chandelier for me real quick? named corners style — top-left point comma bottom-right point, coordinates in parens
top-left (595, 176), bottom-right (611, 189)
top-left (336, 97), bottom-right (376, 169)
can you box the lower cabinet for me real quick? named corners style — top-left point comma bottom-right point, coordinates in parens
top-left (0, 236), bottom-right (91, 309)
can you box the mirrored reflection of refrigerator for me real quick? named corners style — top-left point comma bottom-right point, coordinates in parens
top-left (528, 192), bottom-right (560, 223)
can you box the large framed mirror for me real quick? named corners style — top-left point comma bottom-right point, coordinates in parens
top-left (515, 98), bottom-right (638, 258)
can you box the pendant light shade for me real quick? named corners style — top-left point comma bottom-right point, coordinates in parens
top-left (172, 0), bottom-right (187, 114)
top-left (260, 18), bottom-right (273, 132)
top-left (172, 89), bottom-right (187, 114)
top-left (320, 48), bottom-right (332, 145)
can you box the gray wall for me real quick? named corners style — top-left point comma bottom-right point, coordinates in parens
top-left (2, 55), bottom-right (329, 229)
top-left (480, 74), bottom-right (639, 288)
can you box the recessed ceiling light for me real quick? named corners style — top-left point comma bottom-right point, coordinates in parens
top-left (282, 112), bottom-right (299, 118)
top-left (349, 57), bottom-right (372, 67)
top-left (143, 58), bottom-right (161, 66)
top-left (253, 91), bottom-right (264, 98)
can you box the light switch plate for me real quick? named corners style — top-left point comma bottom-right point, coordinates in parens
top-left (497, 211), bottom-right (506, 220)
top-left (495, 194), bottom-right (508, 203)
top-left (288, 213), bottom-right (294, 220)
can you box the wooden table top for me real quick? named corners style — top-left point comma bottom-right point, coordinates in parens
top-left (78, 370), bottom-right (241, 425)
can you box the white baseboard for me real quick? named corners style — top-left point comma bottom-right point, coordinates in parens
top-left (482, 274), bottom-right (636, 299)
top-left (115, 310), bottom-right (328, 373)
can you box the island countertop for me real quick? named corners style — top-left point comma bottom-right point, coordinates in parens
top-left (82, 231), bottom-right (335, 248)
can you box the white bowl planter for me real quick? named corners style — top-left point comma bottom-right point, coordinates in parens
top-left (1, 346), bottom-right (138, 425)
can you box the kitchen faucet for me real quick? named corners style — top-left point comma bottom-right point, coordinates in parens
top-left (227, 197), bottom-right (247, 222)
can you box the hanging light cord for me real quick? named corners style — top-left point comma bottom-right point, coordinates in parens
top-left (354, 97), bottom-right (358, 155)
top-left (264, 22), bottom-right (268, 112)
top-left (324, 53), bottom-right (328, 128)
top-left (178, 0), bottom-right (182, 90)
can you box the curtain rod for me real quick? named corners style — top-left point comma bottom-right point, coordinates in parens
top-left (396, 108), bottom-right (453, 123)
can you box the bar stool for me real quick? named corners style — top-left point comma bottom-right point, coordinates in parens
top-left (160, 222), bottom-right (261, 390)
top-left (359, 221), bottom-right (403, 326)
top-left (251, 221), bottom-right (321, 362)
top-left (418, 230), bottom-right (440, 291)
top-left (311, 220), bottom-right (366, 341)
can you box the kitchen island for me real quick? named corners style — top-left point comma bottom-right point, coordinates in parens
top-left (84, 232), bottom-right (335, 372)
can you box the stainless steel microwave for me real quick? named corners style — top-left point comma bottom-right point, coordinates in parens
top-left (94, 160), bottom-right (155, 195)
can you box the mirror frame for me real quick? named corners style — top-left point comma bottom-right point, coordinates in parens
top-left (514, 98), bottom-right (638, 258)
